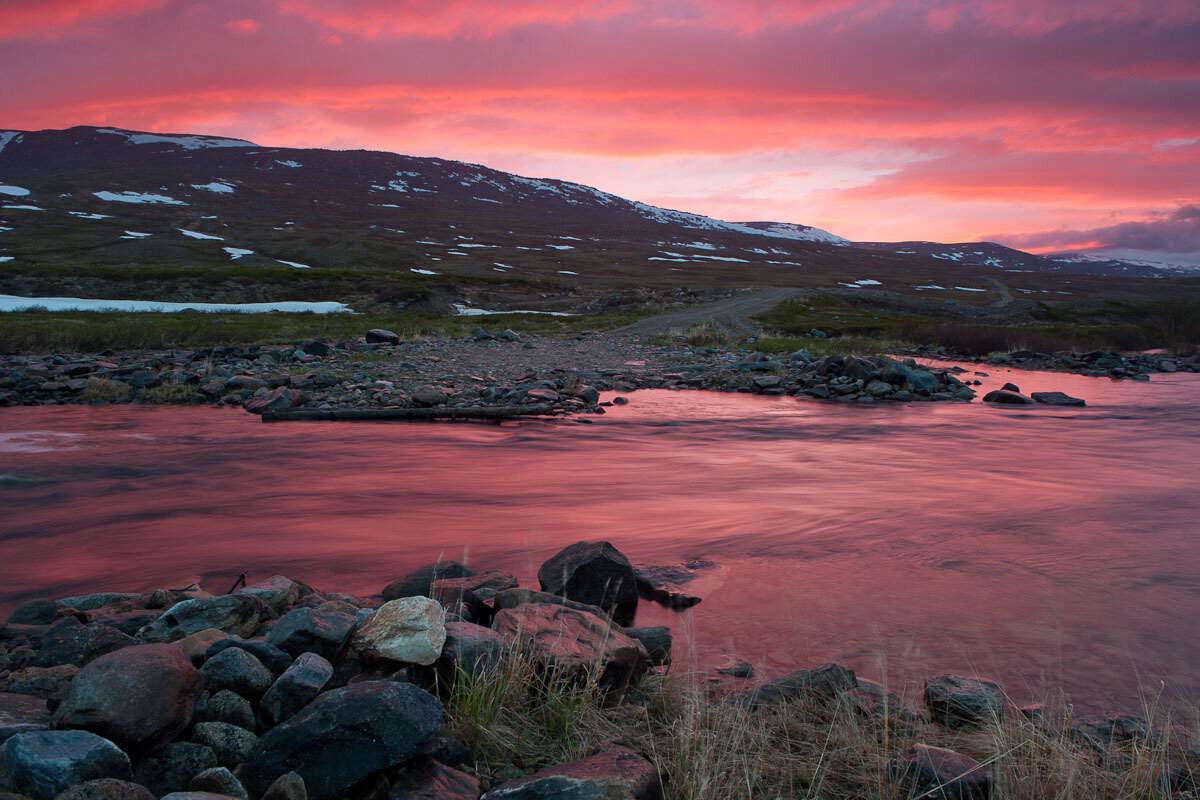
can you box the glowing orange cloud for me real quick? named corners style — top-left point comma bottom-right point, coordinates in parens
top-left (0, 0), bottom-right (166, 40)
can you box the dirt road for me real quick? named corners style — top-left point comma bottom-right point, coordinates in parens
top-left (619, 288), bottom-right (806, 337)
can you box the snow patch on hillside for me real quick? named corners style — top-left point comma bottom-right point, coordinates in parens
top-left (0, 132), bottom-right (19, 154)
top-left (179, 229), bottom-right (224, 241)
top-left (97, 128), bottom-right (255, 150)
top-left (0, 185), bottom-right (30, 197)
top-left (191, 182), bottom-right (235, 194)
top-left (94, 191), bottom-right (186, 205)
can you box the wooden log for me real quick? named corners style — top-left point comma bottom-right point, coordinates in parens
top-left (261, 403), bottom-right (557, 422)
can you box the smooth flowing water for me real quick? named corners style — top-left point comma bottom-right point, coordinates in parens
top-left (2, 363), bottom-right (1197, 712)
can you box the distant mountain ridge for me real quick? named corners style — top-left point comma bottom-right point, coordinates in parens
top-left (0, 125), bottom-right (1187, 309)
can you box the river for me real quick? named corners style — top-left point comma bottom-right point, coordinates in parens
top-left (2, 362), bottom-right (1197, 713)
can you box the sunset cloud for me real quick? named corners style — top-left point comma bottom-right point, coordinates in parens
top-left (1, 0), bottom-right (1197, 254)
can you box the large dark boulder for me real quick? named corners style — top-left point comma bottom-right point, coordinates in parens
top-left (242, 681), bottom-right (442, 800)
top-left (260, 652), bottom-right (333, 725)
top-left (53, 643), bottom-right (203, 751)
top-left (2, 730), bottom-right (132, 800)
top-left (623, 627), bottom-right (671, 667)
top-left (492, 605), bottom-right (647, 693)
top-left (365, 329), bottom-right (400, 346)
top-left (266, 609), bottom-right (355, 661)
top-left (32, 620), bottom-right (135, 668)
top-left (482, 741), bottom-right (662, 799)
top-left (205, 639), bottom-right (292, 676)
top-left (890, 744), bottom-right (990, 800)
top-left (137, 596), bottom-right (267, 643)
top-left (382, 562), bottom-right (475, 602)
top-left (0, 694), bottom-right (51, 744)
top-left (924, 674), bottom-right (1004, 728)
top-left (537, 541), bottom-right (638, 625)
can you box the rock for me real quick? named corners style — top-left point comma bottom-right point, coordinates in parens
top-left (482, 741), bottom-right (662, 799)
top-left (1159, 359), bottom-right (1178, 373)
top-left (260, 772), bottom-right (306, 800)
top-left (490, 589), bottom-right (613, 624)
top-left (53, 643), bottom-right (203, 751)
top-left (525, 388), bottom-right (558, 402)
top-left (260, 653), bottom-right (333, 725)
top-left (751, 375), bottom-right (781, 390)
top-left (266, 609), bottom-right (355, 661)
top-left (714, 658), bottom-right (754, 679)
top-left (430, 572), bottom-right (518, 602)
top-left (133, 742), bottom-right (217, 796)
top-left (235, 577), bottom-right (301, 615)
top-left (623, 627), bottom-right (671, 667)
top-left (492, 605), bottom-right (647, 692)
top-left (1069, 713), bottom-right (1153, 755)
top-left (470, 327), bottom-right (494, 341)
top-left (6, 600), bottom-right (57, 626)
top-left (365, 329), bottom-right (400, 345)
top-left (1, 667), bottom-right (77, 703)
top-left (1000, 382), bottom-right (1021, 392)
top-left (907, 371), bottom-right (939, 395)
top-left (242, 681), bottom-right (442, 800)
top-left (137, 596), bottom-right (267, 643)
top-left (881, 362), bottom-right (911, 385)
top-left (427, 584), bottom-right (489, 626)
top-left (1031, 391), bottom-right (1086, 406)
top-left (178, 630), bottom-right (234, 665)
top-left (382, 562), bottom-right (475, 602)
top-left (537, 541), bottom-right (639, 625)
top-left (189, 767), bottom-right (248, 799)
top-left (195, 691), bottom-right (255, 732)
top-left (575, 385), bottom-right (600, 404)
top-left (56, 594), bottom-right (142, 613)
top-left (982, 389), bottom-right (1034, 405)
top-left (498, 329), bottom-right (521, 342)
top-left (734, 663), bottom-right (857, 709)
top-left (205, 639), bottom-right (292, 676)
top-left (92, 611), bottom-right (163, 637)
top-left (0, 694), bottom-right (50, 744)
top-left (225, 376), bottom-right (266, 391)
top-left (298, 340), bottom-right (329, 357)
top-left (243, 389), bottom-right (303, 415)
top-left (632, 562), bottom-right (709, 609)
top-left (389, 755), bottom-right (481, 800)
top-left (351, 597), bottom-right (446, 666)
top-left (436, 622), bottom-right (507, 684)
top-left (201, 649), bottom-right (273, 697)
top-left (890, 744), bottom-right (989, 800)
top-left (32, 620), bottom-right (135, 668)
top-left (411, 386), bottom-right (449, 407)
top-left (2, 731), bottom-right (132, 800)
top-left (924, 674), bottom-right (1004, 728)
top-left (52, 778), bottom-right (154, 800)
top-left (190, 722), bottom-right (257, 767)
top-left (844, 679), bottom-right (917, 723)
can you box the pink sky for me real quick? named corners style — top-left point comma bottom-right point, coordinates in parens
top-left (2, 0), bottom-right (1198, 254)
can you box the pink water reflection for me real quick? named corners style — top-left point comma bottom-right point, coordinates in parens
top-left (2, 364), bottom-right (1197, 712)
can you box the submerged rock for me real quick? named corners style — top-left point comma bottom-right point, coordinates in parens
top-left (1031, 391), bottom-right (1086, 406)
top-left (982, 389), bottom-right (1034, 405)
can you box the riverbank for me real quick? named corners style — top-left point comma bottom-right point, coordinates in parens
top-left (8, 323), bottom-right (1186, 415)
top-left (3, 541), bottom-right (1197, 800)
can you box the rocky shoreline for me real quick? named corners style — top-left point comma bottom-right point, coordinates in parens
top-left (6, 325), bottom-right (1185, 416)
top-left (3, 540), bottom-right (1198, 800)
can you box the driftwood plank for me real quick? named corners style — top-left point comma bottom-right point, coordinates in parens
top-left (261, 404), bottom-right (557, 422)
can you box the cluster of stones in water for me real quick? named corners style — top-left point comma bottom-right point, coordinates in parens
top-left (1, 540), bottom-right (1195, 800)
